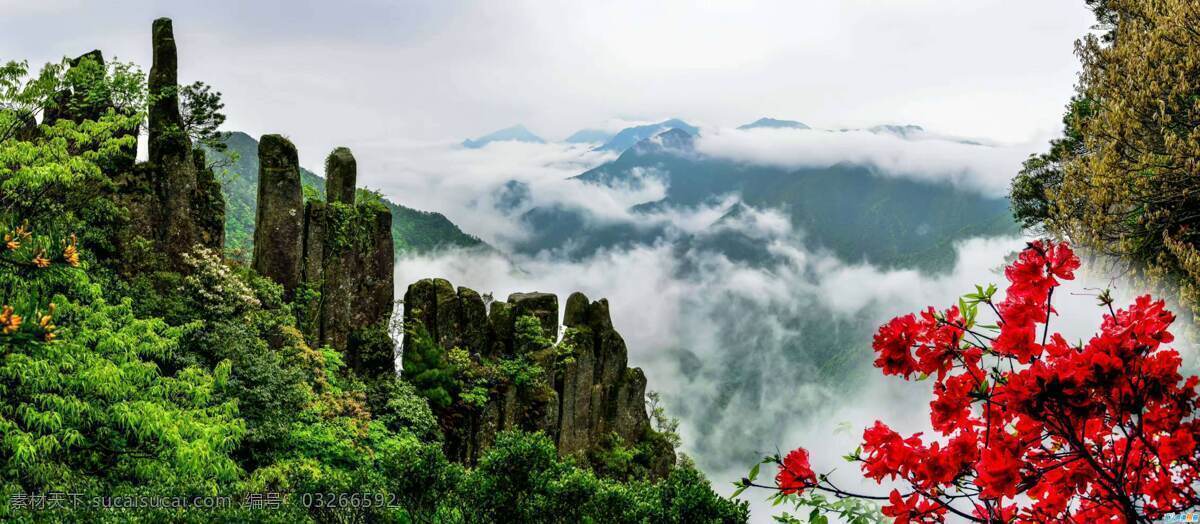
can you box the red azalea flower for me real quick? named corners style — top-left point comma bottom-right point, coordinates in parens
top-left (977, 433), bottom-right (1024, 499)
top-left (882, 489), bottom-right (946, 524)
top-left (776, 447), bottom-right (816, 495)
top-left (776, 241), bottom-right (1200, 522)
top-left (929, 372), bottom-right (978, 433)
top-left (873, 313), bottom-right (922, 377)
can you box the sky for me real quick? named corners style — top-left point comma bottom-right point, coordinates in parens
top-left (1, 0), bottom-right (1095, 174)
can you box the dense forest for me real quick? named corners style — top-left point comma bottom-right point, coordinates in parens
top-left (0, 18), bottom-right (745, 523)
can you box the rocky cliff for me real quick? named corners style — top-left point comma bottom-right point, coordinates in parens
top-left (250, 137), bottom-right (394, 367)
top-left (402, 279), bottom-right (675, 477)
top-left (111, 19), bottom-right (225, 272)
top-left (38, 20), bottom-right (225, 273)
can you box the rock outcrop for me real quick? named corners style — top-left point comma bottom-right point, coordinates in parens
top-left (41, 19), bottom-right (225, 272)
top-left (143, 18), bottom-right (225, 263)
top-left (251, 142), bottom-right (394, 366)
top-left (324, 147), bottom-right (357, 205)
top-left (251, 135), bottom-right (304, 294)
top-left (401, 279), bottom-right (675, 476)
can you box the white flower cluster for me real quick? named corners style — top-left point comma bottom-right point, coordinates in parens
top-left (180, 246), bottom-right (261, 313)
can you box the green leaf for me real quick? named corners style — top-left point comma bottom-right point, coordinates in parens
top-left (731, 484), bottom-right (748, 499)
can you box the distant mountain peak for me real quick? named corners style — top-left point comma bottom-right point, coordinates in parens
top-left (462, 124), bottom-right (545, 148)
top-left (737, 117), bottom-right (810, 130)
top-left (594, 118), bottom-right (699, 153)
top-left (631, 128), bottom-right (695, 155)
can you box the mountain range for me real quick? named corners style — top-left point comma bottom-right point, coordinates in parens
top-left (564, 128), bottom-right (615, 144)
top-left (509, 126), bottom-right (1015, 270)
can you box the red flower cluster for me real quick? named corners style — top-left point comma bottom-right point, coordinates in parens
top-left (883, 489), bottom-right (946, 524)
top-left (777, 241), bottom-right (1200, 522)
top-left (776, 447), bottom-right (817, 495)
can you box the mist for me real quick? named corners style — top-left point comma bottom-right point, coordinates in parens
top-left (695, 126), bottom-right (1035, 197)
top-left (370, 123), bottom-right (1200, 521)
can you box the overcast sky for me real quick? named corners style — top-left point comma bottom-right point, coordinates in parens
top-left (2, 0), bottom-right (1094, 172)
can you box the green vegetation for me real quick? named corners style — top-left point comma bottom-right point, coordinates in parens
top-left (461, 431), bottom-right (746, 523)
top-left (206, 131), bottom-right (483, 261)
top-left (402, 314), bottom-right (554, 417)
top-left (1011, 0), bottom-right (1200, 317)
top-left (0, 52), bottom-right (743, 522)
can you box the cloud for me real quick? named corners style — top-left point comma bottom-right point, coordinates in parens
top-left (353, 140), bottom-right (621, 244)
top-left (695, 126), bottom-right (1036, 197)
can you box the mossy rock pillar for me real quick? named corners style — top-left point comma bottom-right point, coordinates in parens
top-left (252, 134), bottom-right (304, 296)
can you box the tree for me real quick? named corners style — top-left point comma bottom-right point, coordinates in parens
top-left (1013, 0), bottom-right (1200, 316)
top-left (460, 431), bottom-right (748, 523)
top-left (1009, 97), bottom-right (1092, 232)
top-left (178, 81), bottom-right (227, 152)
top-left (0, 58), bottom-right (143, 224)
top-left (745, 241), bottom-right (1200, 522)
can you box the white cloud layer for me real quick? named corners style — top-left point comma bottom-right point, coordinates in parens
top-left (696, 127), bottom-right (1034, 197)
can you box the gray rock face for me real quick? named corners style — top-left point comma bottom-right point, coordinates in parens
top-left (148, 18), bottom-right (184, 165)
top-left (37, 22), bottom-right (225, 273)
top-left (249, 146), bottom-right (395, 370)
top-left (252, 134), bottom-right (304, 295)
top-left (57, 18), bottom-right (225, 273)
top-left (325, 147), bottom-right (357, 204)
top-left (563, 292), bottom-right (590, 327)
top-left (400, 281), bottom-right (673, 475)
top-left (146, 18), bottom-right (224, 263)
top-left (508, 292), bottom-right (560, 343)
top-left (456, 287), bottom-right (489, 356)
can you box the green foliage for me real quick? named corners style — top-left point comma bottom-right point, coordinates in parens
top-left (373, 379), bottom-right (440, 442)
top-left (765, 494), bottom-right (884, 524)
top-left (495, 355), bottom-right (545, 388)
top-left (401, 320), bottom-right (461, 410)
top-left (460, 431), bottom-right (748, 523)
top-left (590, 433), bottom-right (639, 480)
top-left (0, 297), bottom-right (245, 494)
top-left (514, 314), bottom-right (552, 353)
top-left (1013, 1), bottom-right (1200, 317)
top-left (301, 182), bottom-right (322, 203)
top-left (404, 315), bottom-right (553, 412)
top-left (647, 390), bottom-right (682, 448)
top-left (178, 81), bottom-right (227, 152)
top-left (0, 57), bottom-right (142, 224)
top-left (325, 201), bottom-right (381, 251)
top-left (1009, 96), bottom-right (1092, 231)
top-left (347, 320), bottom-right (397, 375)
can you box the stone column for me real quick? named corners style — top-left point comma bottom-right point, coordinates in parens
top-left (325, 147), bottom-right (357, 205)
top-left (148, 18), bottom-right (189, 174)
top-left (252, 134), bottom-right (304, 295)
